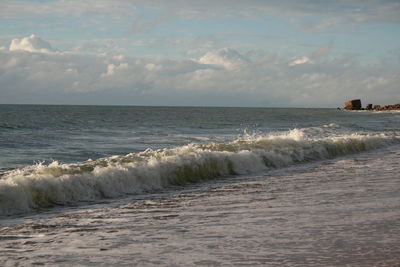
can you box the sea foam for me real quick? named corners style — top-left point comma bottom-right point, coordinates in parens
top-left (1, 129), bottom-right (398, 216)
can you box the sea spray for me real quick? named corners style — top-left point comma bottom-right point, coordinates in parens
top-left (1, 129), bottom-right (399, 216)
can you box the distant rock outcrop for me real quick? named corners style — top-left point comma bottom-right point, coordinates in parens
top-left (344, 99), bottom-right (362, 110)
top-left (343, 100), bottom-right (400, 111)
top-left (373, 103), bottom-right (400, 111)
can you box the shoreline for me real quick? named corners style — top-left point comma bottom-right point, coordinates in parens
top-left (1, 146), bottom-right (400, 266)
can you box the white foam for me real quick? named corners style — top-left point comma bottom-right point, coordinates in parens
top-left (1, 129), bottom-right (398, 216)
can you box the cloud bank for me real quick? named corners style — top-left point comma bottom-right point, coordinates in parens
top-left (0, 35), bottom-right (399, 107)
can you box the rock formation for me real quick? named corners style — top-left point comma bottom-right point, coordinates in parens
top-left (343, 100), bottom-right (400, 111)
top-left (373, 103), bottom-right (400, 111)
top-left (344, 99), bottom-right (362, 110)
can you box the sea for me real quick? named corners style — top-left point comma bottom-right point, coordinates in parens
top-left (1, 105), bottom-right (400, 266)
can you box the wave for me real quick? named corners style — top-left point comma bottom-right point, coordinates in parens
top-left (1, 129), bottom-right (399, 216)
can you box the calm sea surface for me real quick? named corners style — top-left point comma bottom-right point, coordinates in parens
top-left (1, 105), bottom-right (400, 266)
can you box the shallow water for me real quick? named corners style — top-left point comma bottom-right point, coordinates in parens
top-left (1, 146), bottom-right (400, 266)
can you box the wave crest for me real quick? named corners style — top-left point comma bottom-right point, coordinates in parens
top-left (1, 129), bottom-right (398, 216)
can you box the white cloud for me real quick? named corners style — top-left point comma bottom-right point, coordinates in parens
top-left (9, 34), bottom-right (54, 53)
top-left (289, 56), bottom-right (311, 66)
top-left (196, 48), bottom-right (249, 70)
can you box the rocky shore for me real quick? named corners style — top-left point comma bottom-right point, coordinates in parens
top-left (344, 99), bottom-right (400, 111)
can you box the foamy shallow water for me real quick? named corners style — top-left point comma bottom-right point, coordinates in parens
top-left (1, 146), bottom-right (399, 266)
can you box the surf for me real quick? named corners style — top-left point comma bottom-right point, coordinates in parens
top-left (1, 128), bottom-right (399, 216)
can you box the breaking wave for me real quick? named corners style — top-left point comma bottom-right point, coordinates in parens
top-left (1, 129), bottom-right (399, 216)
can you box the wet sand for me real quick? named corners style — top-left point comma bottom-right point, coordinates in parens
top-left (1, 147), bottom-right (400, 266)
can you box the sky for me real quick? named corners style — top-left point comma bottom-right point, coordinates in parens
top-left (0, 0), bottom-right (400, 107)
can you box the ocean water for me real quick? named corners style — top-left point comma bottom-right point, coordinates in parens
top-left (1, 105), bottom-right (400, 266)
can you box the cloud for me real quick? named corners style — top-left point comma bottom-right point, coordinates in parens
top-left (2, 1), bottom-right (400, 31)
top-left (196, 48), bottom-right (249, 70)
top-left (289, 56), bottom-right (311, 66)
top-left (289, 44), bottom-right (331, 66)
top-left (1, 35), bottom-right (399, 107)
top-left (102, 63), bottom-right (129, 76)
top-left (9, 34), bottom-right (55, 53)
